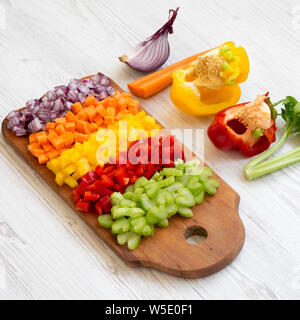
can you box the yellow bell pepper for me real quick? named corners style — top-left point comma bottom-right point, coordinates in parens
top-left (170, 42), bottom-right (250, 116)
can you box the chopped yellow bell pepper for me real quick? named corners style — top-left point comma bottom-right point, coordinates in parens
top-left (170, 41), bottom-right (249, 116)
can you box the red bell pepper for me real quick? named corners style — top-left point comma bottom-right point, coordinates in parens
top-left (208, 94), bottom-right (277, 157)
top-left (76, 200), bottom-right (91, 213)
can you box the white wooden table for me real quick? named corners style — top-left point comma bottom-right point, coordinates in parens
top-left (0, 0), bottom-right (300, 300)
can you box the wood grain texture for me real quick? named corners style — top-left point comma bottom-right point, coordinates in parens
top-left (2, 77), bottom-right (245, 278)
top-left (0, 0), bottom-right (300, 299)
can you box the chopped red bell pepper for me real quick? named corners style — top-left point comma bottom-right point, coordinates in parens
top-left (76, 200), bottom-right (91, 213)
top-left (208, 93), bottom-right (277, 157)
top-left (84, 191), bottom-right (100, 202)
top-left (99, 195), bottom-right (112, 213)
top-left (81, 171), bottom-right (98, 185)
top-left (95, 166), bottom-right (104, 178)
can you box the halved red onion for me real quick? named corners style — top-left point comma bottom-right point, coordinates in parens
top-left (119, 8), bottom-right (179, 72)
top-left (6, 73), bottom-right (114, 136)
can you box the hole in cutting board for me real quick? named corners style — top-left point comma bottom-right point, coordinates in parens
top-left (184, 226), bottom-right (208, 245)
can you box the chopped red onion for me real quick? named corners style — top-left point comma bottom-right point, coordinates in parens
top-left (6, 73), bottom-right (113, 136)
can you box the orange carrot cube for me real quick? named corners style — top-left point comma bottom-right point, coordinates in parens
top-left (72, 102), bottom-right (83, 114)
top-left (84, 95), bottom-right (97, 107)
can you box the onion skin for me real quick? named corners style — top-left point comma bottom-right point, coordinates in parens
top-left (119, 8), bottom-right (179, 73)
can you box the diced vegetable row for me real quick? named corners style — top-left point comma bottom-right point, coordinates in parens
top-left (99, 159), bottom-right (220, 250)
top-left (8, 81), bottom-right (220, 250)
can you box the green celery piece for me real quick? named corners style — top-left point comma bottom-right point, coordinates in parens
top-left (175, 175), bottom-right (191, 186)
top-left (117, 232), bottom-right (131, 246)
top-left (141, 224), bottom-right (155, 237)
top-left (111, 206), bottom-right (127, 219)
top-left (162, 168), bottom-right (183, 177)
top-left (98, 214), bottom-right (114, 229)
top-left (176, 187), bottom-right (196, 208)
top-left (130, 217), bottom-right (147, 234)
top-left (146, 206), bottom-right (168, 225)
top-left (166, 203), bottom-right (178, 218)
top-left (127, 233), bottom-right (141, 250)
top-left (203, 179), bottom-right (220, 195)
top-left (198, 167), bottom-right (213, 183)
top-left (158, 176), bottom-right (175, 188)
top-left (151, 172), bottom-right (161, 181)
top-left (134, 176), bottom-right (149, 188)
top-left (184, 159), bottom-right (201, 169)
top-left (123, 191), bottom-right (134, 200)
top-left (178, 207), bottom-right (193, 218)
top-left (126, 185), bottom-right (135, 192)
top-left (158, 218), bottom-right (169, 228)
top-left (144, 181), bottom-right (160, 199)
top-left (157, 175), bottom-right (163, 182)
top-left (120, 199), bottom-right (137, 208)
top-left (110, 192), bottom-right (124, 206)
top-left (112, 218), bottom-right (130, 235)
top-left (166, 182), bottom-right (183, 193)
top-left (127, 208), bottom-right (145, 219)
top-left (187, 177), bottom-right (204, 196)
top-left (194, 190), bottom-right (205, 204)
top-left (175, 159), bottom-right (185, 170)
top-left (139, 193), bottom-right (155, 211)
top-left (132, 187), bottom-right (144, 202)
top-left (156, 189), bottom-right (174, 206)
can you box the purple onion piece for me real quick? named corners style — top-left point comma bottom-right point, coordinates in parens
top-left (98, 91), bottom-right (109, 100)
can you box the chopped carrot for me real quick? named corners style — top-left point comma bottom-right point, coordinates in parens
top-left (117, 97), bottom-right (127, 110)
top-left (38, 154), bottom-right (49, 164)
top-left (62, 132), bottom-right (75, 147)
top-left (65, 111), bottom-right (77, 122)
top-left (96, 103), bottom-right (107, 117)
top-left (29, 133), bottom-right (38, 144)
top-left (127, 51), bottom-right (211, 98)
top-left (106, 107), bottom-right (116, 117)
top-left (55, 118), bottom-right (67, 126)
top-left (85, 106), bottom-right (97, 122)
top-left (47, 150), bottom-right (60, 160)
top-left (32, 148), bottom-right (46, 157)
top-left (56, 124), bottom-right (66, 135)
top-left (116, 111), bottom-right (128, 121)
top-left (75, 120), bottom-right (89, 134)
top-left (94, 115), bottom-right (104, 126)
top-left (46, 122), bottom-right (56, 130)
top-left (72, 102), bottom-right (83, 114)
top-left (42, 143), bottom-right (53, 152)
top-left (104, 116), bottom-right (115, 125)
top-left (74, 132), bottom-right (89, 143)
top-left (84, 95), bottom-right (97, 107)
top-left (113, 92), bottom-right (122, 100)
top-left (37, 132), bottom-right (48, 145)
top-left (65, 122), bottom-right (76, 132)
top-left (87, 123), bottom-right (98, 133)
top-left (77, 110), bottom-right (89, 121)
top-left (51, 136), bottom-right (65, 150)
top-left (108, 98), bottom-right (118, 110)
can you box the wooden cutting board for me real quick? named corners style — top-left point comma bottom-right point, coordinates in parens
top-left (2, 76), bottom-right (245, 278)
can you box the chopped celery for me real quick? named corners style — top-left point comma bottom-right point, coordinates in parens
top-left (166, 182), bottom-right (183, 193)
top-left (198, 167), bottom-right (213, 183)
top-left (110, 192), bottom-right (124, 206)
top-left (117, 232), bottom-right (131, 245)
top-left (175, 175), bottom-right (191, 186)
top-left (112, 218), bottom-right (130, 235)
top-left (158, 176), bottom-right (175, 188)
top-left (123, 191), bottom-right (134, 200)
top-left (176, 188), bottom-right (196, 208)
top-left (98, 214), bottom-right (114, 229)
top-left (139, 193), bottom-right (155, 211)
top-left (134, 176), bottom-right (149, 188)
top-left (146, 206), bottom-right (168, 225)
top-left (203, 179), bottom-right (220, 195)
top-left (161, 168), bottom-right (183, 177)
top-left (158, 218), bottom-right (169, 228)
top-left (178, 207), bottom-right (193, 218)
top-left (127, 233), bottom-right (141, 250)
top-left (166, 203), bottom-right (178, 218)
top-left (131, 217), bottom-right (147, 234)
top-left (126, 185), bottom-right (135, 192)
top-left (132, 187), bottom-right (144, 202)
top-left (195, 190), bottom-right (205, 204)
top-left (144, 181), bottom-right (160, 199)
top-left (141, 224), bottom-right (155, 237)
top-left (120, 199), bottom-right (137, 208)
top-left (156, 190), bottom-right (174, 206)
